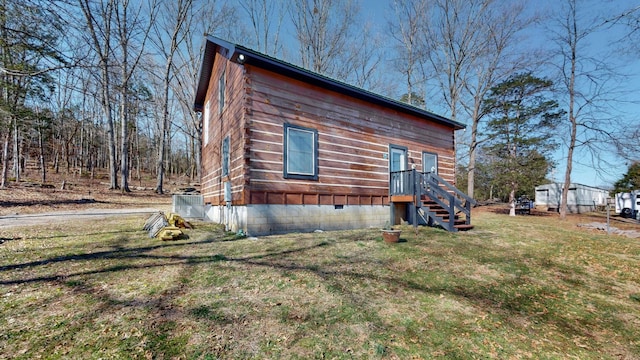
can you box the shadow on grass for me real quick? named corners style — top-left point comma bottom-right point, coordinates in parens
top-left (0, 236), bottom-right (22, 244)
top-left (0, 227), bottom-right (631, 356)
top-left (20, 229), bottom-right (142, 241)
top-left (0, 233), bottom-right (339, 285)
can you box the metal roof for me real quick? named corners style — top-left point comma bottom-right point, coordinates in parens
top-left (193, 35), bottom-right (465, 130)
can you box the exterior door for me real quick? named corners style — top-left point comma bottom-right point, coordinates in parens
top-left (390, 147), bottom-right (407, 173)
top-left (389, 145), bottom-right (408, 193)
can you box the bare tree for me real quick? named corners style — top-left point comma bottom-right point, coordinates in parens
top-left (0, 0), bottom-right (65, 188)
top-left (237, 0), bottom-right (286, 56)
top-left (340, 23), bottom-right (385, 91)
top-left (606, 5), bottom-right (640, 160)
top-left (167, 2), bottom-right (238, 185)
top-left (421, 0), bottom-right (532, 198)
top-left (76, 0), bottom-right (156, 191)
top-left (114, 0), bottom-right (157, 192)
top-left (459, 2), bottom-right (532, 199)
top-left (289, 0), bottom-right (360, 77)
top-left (388, 0), bottom-right (428, 106)
top-left (149, 0), bottom-right (194, 194)
top-left (77, 0), bottom-right (119, 189)
top-left (550, 0), bottom-right (624, 219)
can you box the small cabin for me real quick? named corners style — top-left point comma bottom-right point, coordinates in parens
top-left (534, 183), bottom-right (609, 213)
top-left (193, 36), bottom-right (470, 235)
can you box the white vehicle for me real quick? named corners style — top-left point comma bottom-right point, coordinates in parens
top-left (615, 190), bottom-right (640, 219)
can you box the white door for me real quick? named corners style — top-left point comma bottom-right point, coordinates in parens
top-left (390, 146), bottom-right (407, 193)
top-left (390, 147), bottom-right (406, 173)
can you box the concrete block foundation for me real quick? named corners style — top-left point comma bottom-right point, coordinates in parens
top-left (205, 204), bottom-right (389, 236)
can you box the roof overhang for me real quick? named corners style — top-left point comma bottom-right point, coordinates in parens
top-left (193, 35), bottom-right (465, 130)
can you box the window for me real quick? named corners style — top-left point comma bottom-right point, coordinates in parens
top-left (218, 70), bottom-right (225, 114)
top-left (422, 152), bottom-right (437, 174)
top-left (283, 124), bottom-right (318, 180)
top-left (203, 100), bottom-right (210, 145)
top-left (222, 135), bottom-right (230, 176)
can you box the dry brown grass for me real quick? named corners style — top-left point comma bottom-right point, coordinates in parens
top-left (0, 201), bottom-right (639, 359)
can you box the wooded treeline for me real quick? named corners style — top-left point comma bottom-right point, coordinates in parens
top-left (1, 0), bottom-right (638, 210)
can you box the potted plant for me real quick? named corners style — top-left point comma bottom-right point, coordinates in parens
top-left (381, 221), bottom-right (402, 243)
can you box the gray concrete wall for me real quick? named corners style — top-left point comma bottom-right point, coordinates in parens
top-left (205, 204), bottom-right (389, 236)
top-left (205, 205), bottom-right (247, 233)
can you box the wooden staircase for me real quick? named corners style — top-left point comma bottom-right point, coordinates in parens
top-left (390, 169), bottom-right (475, 232)
top-left (419, 199), bottom-right (474, 232)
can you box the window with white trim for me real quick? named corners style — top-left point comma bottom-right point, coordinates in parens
top-left (422, 152), bottom-right (438, 174)
top-left (283, 124), bottom-right (318, 180)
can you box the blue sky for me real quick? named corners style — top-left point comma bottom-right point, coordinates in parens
top-left (229, 0), bottom-right (638, 188)
top-left (363, 0), bottom-right (639, 188)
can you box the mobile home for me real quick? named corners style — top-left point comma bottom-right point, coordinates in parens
top-left (534, 183), bottom-right (608, 213)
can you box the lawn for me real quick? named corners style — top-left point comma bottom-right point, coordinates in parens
top-left (1, 209), bottom-right (639, 359)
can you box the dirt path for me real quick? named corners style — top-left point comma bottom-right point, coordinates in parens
top-left (0, 207), bottom-right (168, 229)
top-left (577, 222), bottom-right (640, 239)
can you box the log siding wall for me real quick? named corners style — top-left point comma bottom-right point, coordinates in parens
top-left (201, 49), bottom-right (457, 207)
top-left (201, 53), bottom-right (247, 206)
top-left (242, 66), bottom-right (455, 206)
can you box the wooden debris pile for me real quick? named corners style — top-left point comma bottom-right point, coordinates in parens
top-left (143, 212), bottom-right (192, 240)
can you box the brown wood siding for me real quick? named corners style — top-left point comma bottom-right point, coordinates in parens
top-left (201, 53), bottom-right (248, 206)
top-left (243, 65), bottom-right (456, 205)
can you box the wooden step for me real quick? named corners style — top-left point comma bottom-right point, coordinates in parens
top-left (454, 224), bottom-right (474, 231)
top-left (423, 204), bottom-right (446, 211)
top-left (442, 219), bottom-right (467, 225)
top-left (434, 209), bottom-right (449, 215)
top-left (427, 212), bottom-right (459, 221)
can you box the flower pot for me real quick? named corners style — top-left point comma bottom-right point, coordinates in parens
top-left (382, 229), bottom-right (402, 243)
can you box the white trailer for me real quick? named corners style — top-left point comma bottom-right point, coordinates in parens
top-left (534, 183), bottom-right (609, 213)
top-left (615, 190), bottom-right (640, 219)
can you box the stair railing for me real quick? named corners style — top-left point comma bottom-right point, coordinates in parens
top-left (419, 171), bottom-right (476, 231)
top-left (390, 169), bottom-right (475, 232)
top-left (389, 169), bottom-right (415, 196)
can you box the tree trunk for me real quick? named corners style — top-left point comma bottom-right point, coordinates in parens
top-left (509, 185), bottom-right (516, 216)
top-left (156, 51), bottom-right (173, 194)
top-left (135, 121), bottom-right (141, 182)
top-left (104, 88), bottom-right (118, 190)
top-left (195, 116), bottom-right (202, 182)
top-left (120, 90), bottom-right (130, 192)
top-left (38, 124), bottom-right (46, 183)
top-left (79, 119), bottom-right (84, 177)
top-left (12, 117), bottom-right (19, 183)
top-left (560, 0), bottom-right (578, 220)
top-left (54, 150), bottom-right (59, 173)
top-left (0, 128), bottom-right (9, 188)
top-left (560, 117), bottom-right (577, 219)
top-left (118, 1), bottom-right (131, 193)
top-left (467, 115), bottom-right (479, 199)
top-left (79, 0), bottom-right (118, 190)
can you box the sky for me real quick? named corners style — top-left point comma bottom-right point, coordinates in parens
top-left (228, 0), bottom-right (638, 189)
top-left (360, 0), bottom-right (639, 189)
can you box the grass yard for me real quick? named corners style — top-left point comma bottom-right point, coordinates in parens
top-left (1, 209), bottom-right (639, 359)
